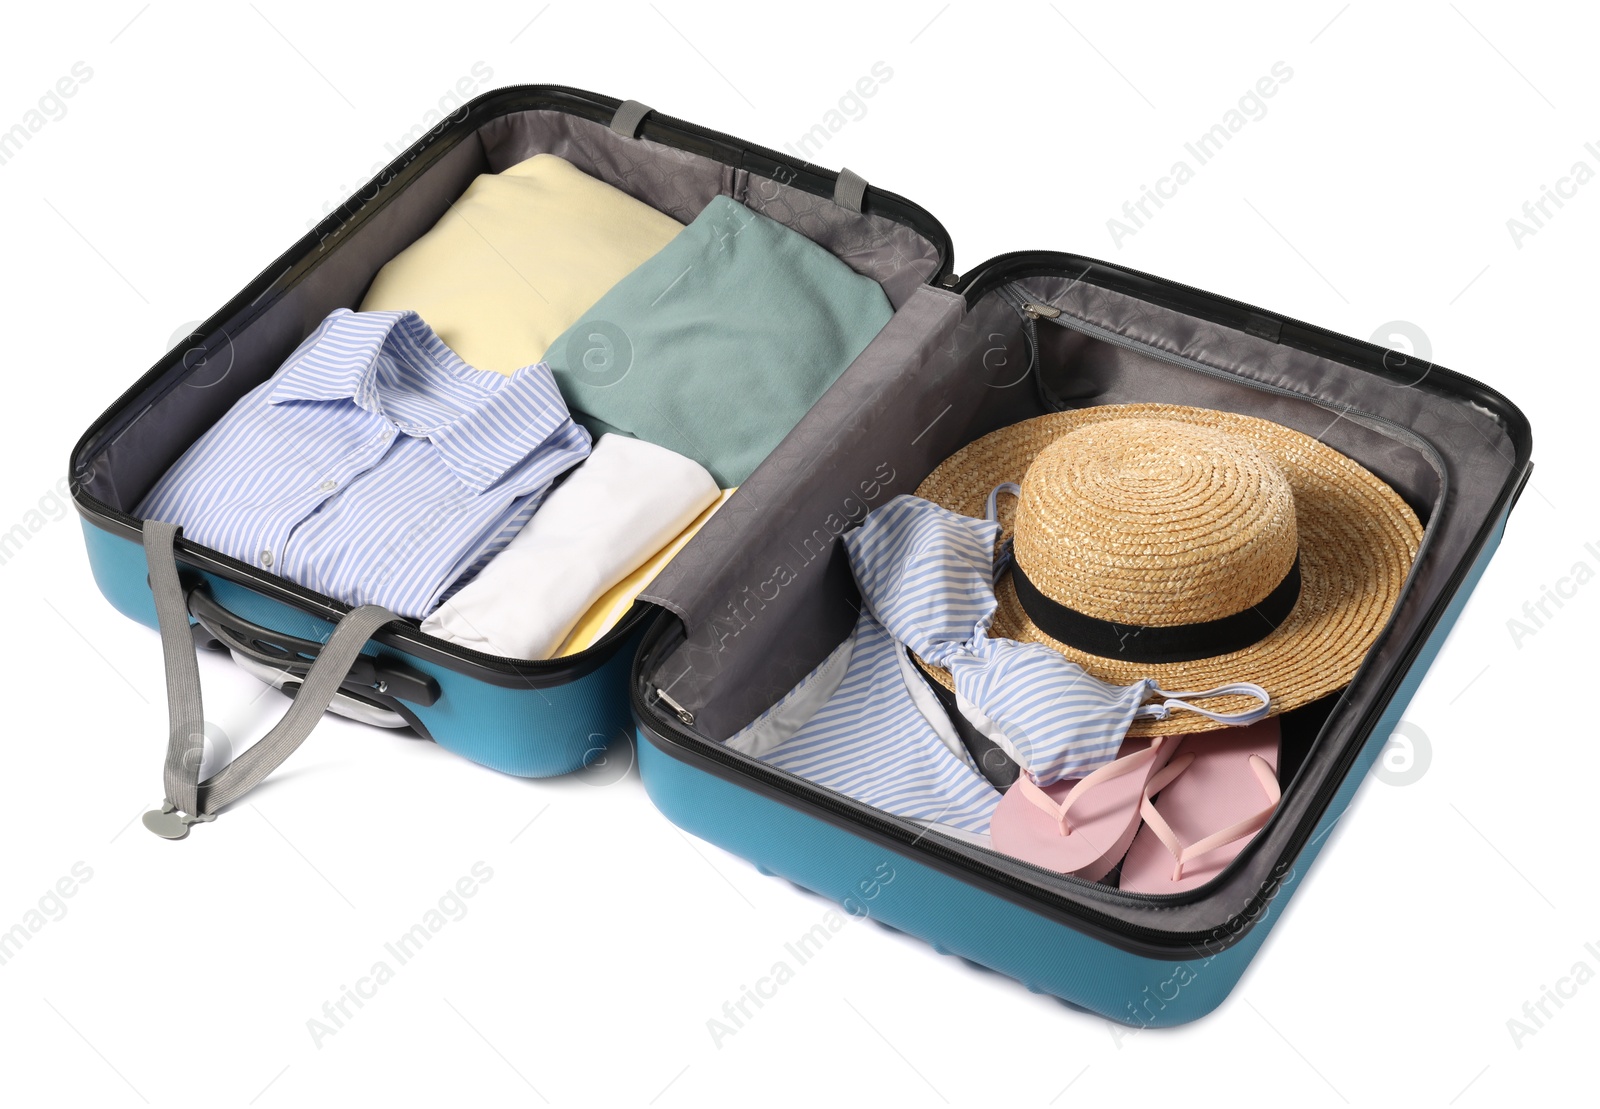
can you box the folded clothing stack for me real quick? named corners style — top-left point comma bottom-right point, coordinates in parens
top-left (378, 159), bottom-right (895, 646)
top-left (142, 154), bottom-right (898, 662)
top-left (553, 486), bottom-right (737, 657)
top-left (542, 194), bottom-right (895, 488)
top-left (137, 309), bottom-right (590, 621)
top-left (360, 153), bottom-right (686, 375)
top-left (421, 434), bottom-right (720, 660)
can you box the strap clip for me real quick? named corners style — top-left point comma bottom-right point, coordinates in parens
top-left (142, 801), bottom-right (217, 840)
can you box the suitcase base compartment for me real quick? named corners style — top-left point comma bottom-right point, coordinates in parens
top-left (631, 247), bottom-right (1531, 1022)
top-left (637, 508), bottom-right (1511, 1024)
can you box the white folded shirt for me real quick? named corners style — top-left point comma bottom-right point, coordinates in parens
top-left (421, 434), bottom-right (720, 659)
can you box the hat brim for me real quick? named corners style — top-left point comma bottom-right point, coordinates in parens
top-left (914, 404), bottom-right (1424, 737)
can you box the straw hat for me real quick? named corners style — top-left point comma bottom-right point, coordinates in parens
top-left (914, 404), bottom-right (1423, 737)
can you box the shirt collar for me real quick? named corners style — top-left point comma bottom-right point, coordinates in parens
top-left (266, 309), bottom-right (586, 493)
top-left (266, 308), bottom-right (388, 413)
top-left (427, 369), bottom-right (586, 493)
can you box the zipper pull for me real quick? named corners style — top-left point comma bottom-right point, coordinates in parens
top-left (1022, 301), bottom-right (1062, 320)
top-left (654, 686), bottom-right (695, 726)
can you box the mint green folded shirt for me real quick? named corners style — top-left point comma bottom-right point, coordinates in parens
top-left (541, 195), bottom-right (894, 487)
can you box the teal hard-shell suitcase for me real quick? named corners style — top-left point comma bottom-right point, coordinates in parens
top-left (70, 86), bottom-right (1531, 1024)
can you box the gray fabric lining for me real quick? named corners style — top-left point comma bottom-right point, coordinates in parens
top-left (1030, 311), bottom-right (1442, 512)
top-left (477, 109), bottom-right (725, 227)
top-left (1020, 275), bottom-right (1471, 513)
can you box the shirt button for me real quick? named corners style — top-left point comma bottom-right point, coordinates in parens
top-left (260, 550), bottom-right (274, 568)
top-left (320, 479), bottom-right (337, 492)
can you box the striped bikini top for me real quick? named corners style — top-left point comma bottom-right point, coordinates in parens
top-left (843, 494), bottom-right (1270, 787)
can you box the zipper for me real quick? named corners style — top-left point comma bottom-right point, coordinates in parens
top-left (996, 284), bottom-right (1056, 414)
top-left (652, 685), bottom-right (695, 726)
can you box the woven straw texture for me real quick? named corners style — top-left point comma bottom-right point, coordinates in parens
top-left (914, 404), bottom-right (1423, 737)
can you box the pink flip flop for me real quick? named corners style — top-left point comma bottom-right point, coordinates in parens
top-left (989, 735), bottom-right (1174, 880)
top-left (1118, 718), bottom-right (1282, 895)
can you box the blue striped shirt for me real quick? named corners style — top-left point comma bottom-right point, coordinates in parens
top-left (138, 308), bottom-right (591, 619)
top-left (733, 611), bottom-right (1003, 834)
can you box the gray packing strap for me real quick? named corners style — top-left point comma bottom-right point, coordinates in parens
top-left (146, 520), bottom-right (204, 818)
top-left (141, 521), bottom-right (398, 839)
top-left (610, 99), bottom-right (653, 138)
top-left (833, 167), bottom-right (867, 213)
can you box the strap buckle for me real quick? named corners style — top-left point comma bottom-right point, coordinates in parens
top-left (142, 801), bottom-right (216, 840)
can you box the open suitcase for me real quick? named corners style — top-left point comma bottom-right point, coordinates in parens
top-left (68, 85), bottom-right (1533, 1026)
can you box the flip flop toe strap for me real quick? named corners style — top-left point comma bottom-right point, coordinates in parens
top-left (1140, 753), bottom-right (1281, 882)
top-left (1018, 738), bottom-right (1165, 835)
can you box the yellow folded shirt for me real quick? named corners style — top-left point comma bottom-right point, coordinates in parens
top-left (360, 153), bottom-right (684, 374)
top-left (556, 488), bottom-right (738, 657)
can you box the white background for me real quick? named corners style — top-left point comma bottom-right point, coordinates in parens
top-left (1, 2), bottom-right (1595, 1106)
